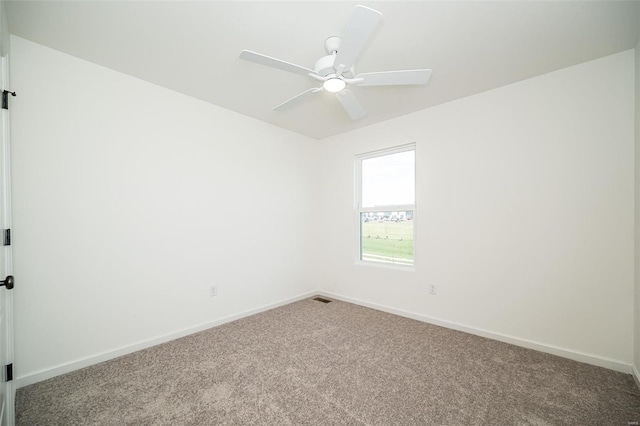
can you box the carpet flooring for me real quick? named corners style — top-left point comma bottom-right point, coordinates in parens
top-left (16, 297), bottom-right (640, 425)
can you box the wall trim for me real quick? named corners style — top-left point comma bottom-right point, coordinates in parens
top-left (16, 291), bottom-right (318, 388)
top-left (633, 365), bottom-right (640, 390)
top-left (18, 289), bottom-right (634, 388)
top-left (318, 290), bottom-right (633, 374)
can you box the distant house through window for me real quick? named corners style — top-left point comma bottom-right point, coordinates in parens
top-left (356, 144), bottom-right (415, 267)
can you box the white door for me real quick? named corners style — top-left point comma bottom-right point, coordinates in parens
top-left (0, 0), bottom-right (14, 424)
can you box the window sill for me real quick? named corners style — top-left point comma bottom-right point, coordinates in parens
top-left (355, 260), bottom-right (415, 272)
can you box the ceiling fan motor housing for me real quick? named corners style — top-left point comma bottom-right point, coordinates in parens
top-left (315, 36), bottom-right (354, 78)
top-left (314, 55), bottom-right (354, 78)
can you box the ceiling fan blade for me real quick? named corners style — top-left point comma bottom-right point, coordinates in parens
top-left (355, 69), bottom-right (432, 86)
top-left (240, 50), bottom-right (316, 77)
top-left (336, 89), bottom-right (366, 120)
top-left (333, 6), bottom-right (383, 75)
top-left (273, 88), bottom-right (322, 111)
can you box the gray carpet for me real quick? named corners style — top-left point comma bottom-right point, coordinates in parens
top-left (16, 297), bottom-right (640, 425)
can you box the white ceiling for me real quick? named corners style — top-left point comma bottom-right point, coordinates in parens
top-left (6, 1), bottom-right (640, 140)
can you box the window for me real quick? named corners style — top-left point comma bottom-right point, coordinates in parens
top-left (356, 144), bottom-right (415, 267)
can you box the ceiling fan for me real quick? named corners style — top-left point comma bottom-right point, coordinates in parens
top-left (239, 5), bottom-right (432, 120)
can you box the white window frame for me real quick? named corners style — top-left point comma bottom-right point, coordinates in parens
top-left (355, 143), bottom-right (416, 270)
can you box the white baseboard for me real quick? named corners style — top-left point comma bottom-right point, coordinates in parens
top-left (18, 289), bottom-right (633, 388)
top-left (16, 291), bottom-right (318, 388)
top-left (318, 290), bottom-right (633, 374)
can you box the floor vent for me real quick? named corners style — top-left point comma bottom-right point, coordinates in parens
top-left (313, 297), bottom-right (332, 303)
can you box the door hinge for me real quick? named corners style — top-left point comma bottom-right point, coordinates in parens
top-left (4, 364), bottom-right (12, 382)
top-left (3, 229), bottom-right (10, 246)
top-left (2, 90), bottom-right (16, 110)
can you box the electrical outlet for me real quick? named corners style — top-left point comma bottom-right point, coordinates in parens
top-left (210, 286), bottom-right (218, 297)
top-left (429, 284), bottom-right (437, 295)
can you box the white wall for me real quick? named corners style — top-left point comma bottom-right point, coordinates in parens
top-left (317, 50), bottom-right (635, 370)
top-left (10, 36), bottom-right (319, 384)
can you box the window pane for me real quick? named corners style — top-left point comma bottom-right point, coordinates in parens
top-left (361, 211), bottom-right (414, 266)
top-left (362, 150), bottom-right (414, 208)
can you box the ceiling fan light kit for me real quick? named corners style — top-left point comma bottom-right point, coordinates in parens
top-left (239, 5), bottom-right (432, 120)
top-left (323, 77), bottom-right (346, 93)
